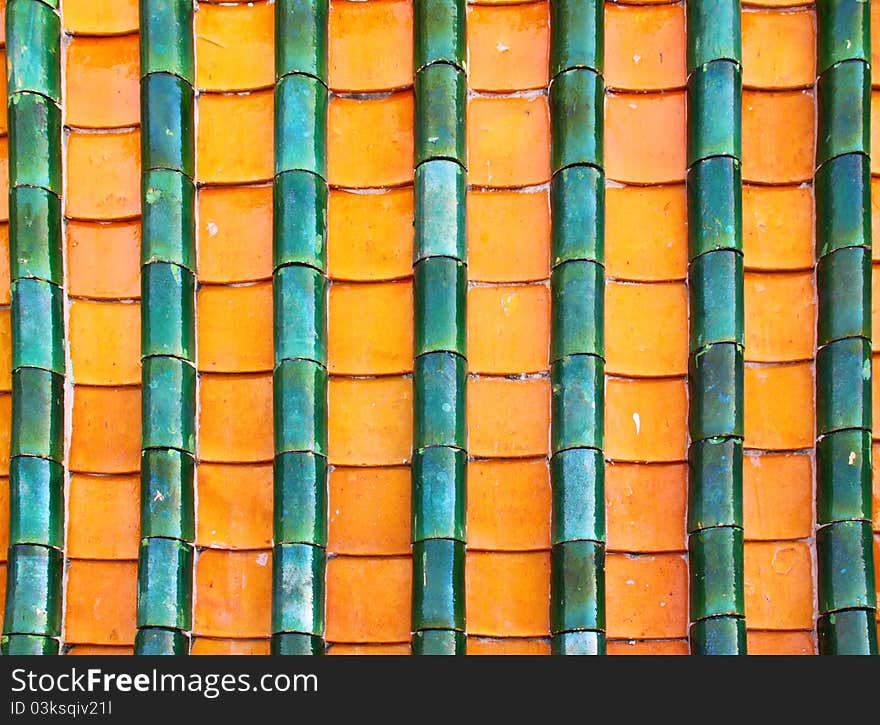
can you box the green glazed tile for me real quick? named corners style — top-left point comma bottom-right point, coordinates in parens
top-left (274, 263), bottom-right (327, 365)
top-left (817, 609), bottom-right (878, 655)
top-left (274, 358), bottom-right (327, 456)
top-left (550, 259), bottom-right (603, 361)
top-left (415, 63), bottom-right (465, 165)
top-left (551, 165), bottom-right (604, 265)
top-left (275, 73), bottom-right (328, 178)
top-left (687, 60), bottom-right (741, 166)
top-left (11, 278), bottom-right (64, 374)
top-left (273, 170), bottom-right (328, 271)
top-left (817, 428), bottom-right (871, 525)
top-left (817, 519), bottom-right (876, 613)
top-left (414, 351), bottom-right (466, 450)
top-left (689, 615), bottom-right (746, 656)
top-left (816, 60), bottom-right (869, 167)
top-left (815, 153), bottom-right (870, 257)
top-left (689, 249), bottom-right (743, 349)
top-left (141, 72), bottom-right (194, 176)
top-left (413, 629), bottom-right (466, 655)
top-left (142, 356), bottom-right (195, 453)
top-left (414, 159), bottom-right (466, 263)
top-left (140, 0), bottom-right (194, 82)
top-left (142, 169), bottom-right (196, 270)
top-left (412, 538), bottom-right (465, 631)
top-left (686, 0), bottom-right (741, 71)
top-left (550, 0), bottom-right (603, 77)
top-left (688, 343), bottom-right (743, 442)
top-left (1, 634), bottom-right (60, 655)
top-left (8, 92), bottom-right (62, 194)
top-left (134, 627), bottom-right (190, 656)
top-left (550, 447), bottom-right (604, 545)
top-left (551, 354), bottom-right (603, 454)
top-left (9, 186), bottom-right (62, 284)
top-left (276, 0), bottom-right (328, 81)
top-left (10, 368), bottom-right (64, 462)
top-left (414, 256), bottom-right (466, 357)
top-left (140, 448), bottom-right (195, 542)
top-left (9, 456), bottom-right (64, 549)
top-left (817, 245), bottom-right (870, 345)
top-left (687, 437), bottom-right (743, 532)
top-left (816, 336), bottom-right (871, 435)
top-left (274, 451), bottom-right (328, 546)
top-left (689, 526), bottom-right (745, 619)
top-left (550, 68), bottom-right (602, 174)
top-left (3, 544), bottom-right (62, 636)
top-left (550, 540), bottom-right (605, 634)
top-left (551, 630), bottom-right (605, 656)
top-left (415, 0), bottom-right (466, 70)
top-left (272, 633), bottom-right (324, 656)
top-left (137, 537), bottom-right (193, 630)
top-left (817, 0), bottom-right (870, 74)
top-left (5, 0), bottom-right (60, 101)
top-left (272, 543), bottom-right (326, 636)
top-left (412, 446), bottom-right (466, 543)
top-left (141, 262), bottom-right (196, 361)
top-left (687, 156), bottom-right (742, 258)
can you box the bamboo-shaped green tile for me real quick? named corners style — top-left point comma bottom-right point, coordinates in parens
top-left (271, 0), bottom-right (329, 657)
top-left (411, 0), bottom-right (467, 656)
top-left (135, 0), bottom-right (196, 656)
top-left (1, 0), bottom-right (64, 657)
top-left (685, 0), bottom-right (746, 655)
top-left (548, 0), bottom-right (605, 656)
top-left (815, 0), bottom-right (878, 655)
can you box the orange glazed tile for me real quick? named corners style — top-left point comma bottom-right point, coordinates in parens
top-left (744, 271), bottom-right (816, 362)
top-left (467, 637), bottom-right (551, 655)
top-left (744, 541), bottom-right (813, 629)
top-left (328, 377), bottom-right (413, 466)
top-left (197, 282), bottom-right (273, 373)
top-left (606, 553), bottom-right (688, 639)
top-left (328, 466), bottom-right (411, 556)
top-left (66, 35), bottom-right (139, 129)
top-left (874, 0), bottom-right (880, 88)
top-left (0, 138), bottom-right (8, 222)
top-left (874, 265), bottom-right (880, 351)
top-left (466, 551), bottom-right (551, 637)
top-left (68, 645), bottom-right (134, 656)
top-left (467, 285), bottom-right (551, 375)
top-left (194, 550), bottom-right (272, 638)
top-left (69, 300), bottom-right (141, 386)
top-left (873, 443), bottom-right (880, 531)
top-left (607, 639), bottom-right (689, 655)
top-left (0, 307), bottom-right (10, 392)
top-left (742, 90), bottom-right (815, 184)
top-left (605, 281), bottom-right (688, 377)
top-left (0, 224), bottom-right (10, 304)
top-left (606, 462), bottom-right (687, 553)
top-left (468, 189), bottom-right (550, 283)
top-left (196, 1), bottom-right (273, 91)
top-left (742, 9), bottom-right (816, 89)
top-left (70, 386), bottom-right (141, 474)
top-left (747, 630), bottom-right (815, 655)
top-left (198, 186), bottom-right (273, 284)
top-left (0, 394), bottom-right (9, 475)
top-left (744, 363), bottom-right (814, 450)
top-left (67, 221), bottom-right (140, 299)
top-left (63, 0), bottom-right (139, 35)
top-left (199, 374), bottom-right (273, 463)
top-left (326, 556), bottom-right (412, 643)
top-left (0, 476), bottom-right (7, 557)
top-left (67, 474), bottom-right (139, 560)
top-left (328, 188), bottom-right (414, 282)
top-left (743, 0), bottom-right (812, 6)
top-left (328, 644), bottom-right (411, 655)
top-left (468, 2), bottom-right (549, 92)
top-left (196, 463), bottom-right (273, 550)
top-left (328, 93), bottom-right (414, 188)
top-left (874, 94), bottom-right (880, 175)
top-left (605, 185), bottom-right (688, 282)
top-left (67, 131), bottom-right (140, 221)
top-left (468, 377), bottom-right (550, 458)
top-left (0, 563), bottom-right (5, 625)
top-left (743, 452), bottom-right (813, 541)
top-left (469, 96), bottom-right (550, 188)
top-left (875, 355), bottom-right (880, 441)
top-left (192, 639), bottom-right (271, 655)
top-left (328, 281), bottom-right (414, 375)
top-left (604, 4), bottom-right (686, 91)
top-left (743, 184), bottom-right (814, 271)
top-left (329, 0), bottom-right (413, 92)
top-left (65, 561), bottom-right (137, 645)
top-left (605, 378), bottom-right (688, 463)
top-left (0, 50), bottom-right (6, 134)
top-left (197, 91), bottom-right (274, 184)
top-left (467, 459), bottom-right (552, 552)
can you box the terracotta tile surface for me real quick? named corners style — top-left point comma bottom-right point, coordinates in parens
top-left (198, 283), bottom-right (274, 373)
top-left (607, 639), bottom-right (689, 655)
top-left (68, 646), bottom-right (134, 656)
top-left (196, 1), bottom-right (274, 92)
top-left (605, 3), bottom-right (686, 91)
top-left (744, 363), bottom-right (814, 450)
top-left (742, 9), bottom-right (816, 89)
top-left (467, 637), bottom-right (551, 655)
top-left (0, 308), bottom-right (9, 392)
top-left (0, 477), bottom-right (8, 558)
top-left (194, 550), bottom-right (272, 638)
top-left (68, 221), bottom-right (141, 299)
top-left (743, 185), bottom-right (814, 271)
top-left (66, 35), bottom-right (139, 129)
top-left (69, 300), bottom-right (141, 385)
top-left (67, 475), bottom-right (139, 560)
top-left (744, 271), bottom-right (816, 362)
top-left (0, 394), bottom-right (9, 476)
top-left (0, 138), bottom-right (8, 221)
top-left (606, 377), bottom-right (688, 463)
top-left (468, 377), bottom-right (550, 458)
top-left (328, 643), bottom-right (411, 656)
top-left (192, 639), bottom-right (271, 656)
top-left (742, 90), bottom-right (815, 183)
top-left (199, 374), bottom-right (273, 463)
top-left (196, 464), bottom-right (273, 550)
top-left (747, 630), bottom-right (815, 655)
top-left (65, 561), bottom-right (137, 645)
top-left (67, 131), bottom-right (141, 220)
top-left (744, 541), bottom-right (814, 630)
top-left (70, 386), bottom-right (142, 474)
top-left (743, 453), bottom-right (813, 541)
top-left (0, 225), bottom-right (9, 304)
top-left (873, 444), bottom-right (880, 531)
top-left (64, 0), bottom-right (139, 35)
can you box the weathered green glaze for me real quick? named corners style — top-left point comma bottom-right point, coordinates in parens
top-left (817, 520), bottom-right (877, 614)
top-left (415, 63), bottom-right (465, 165)
top-left (412, 446), bottom-right (466, 542)
top-left (817, 242), bottom-right (871, 346)
top-left (687, 60), bottom-right (741, 165)
top-left (686, 0), bottom-right (741, 71)
top-left (140, 449), bottom-right (195, 541)
top-left (141, 355), bottom-right (196, 453)
top-left (9, 456), bottom-right (64, 549)
top-left (274, 263), bottom-right (327, 365)
top-left (8, 92), bottom-right (62, 194)
top-left (690, 616), bottom-right (746, 656)
top-left (274, 452), bottom-right (328, 546)
top-left (141, 170), bottom-right (196, 270)
top-left (5, 0), bottom-right (61, 100)
top-left (3, 545), bottom-right (62, 636)
top-left (550, 165), bottom-right (604, 266)
top-left (412, 629), bottom-right (466, 656)
top-left (688, 343), bottom-right (744, 442)
top-left (687, 438), bottom-right (743, 532)
top-left (276, 0), bottom-right (328, 81)
top-left (1, 634), bottom-right (61, 655)
top-left (414, 159), bottom-right (466, 262)
top-left (550, 354), bottom-right (604, 454)
top-left (689, 250), bottom-right (744, 349)
top-left (414, 0), bottom-right (465, 71)
top-left (11, 277), bottom-right (65, 375)
top-left (550, 69), bottom-right (602, 173)
top-left (136, 538), bottom-right (193, 631)
top-left (817, 609), bottom-right (878, 655)
top-left (275, 73), bottom-right (328, 178)
top-left (273, 359), bottom-right (328, 456)
top-left (551, 630), bottom-right (606, 656)
top-left (814, 153), bottom-right (871, 257)
top-left (815, 336), bottom-right (871, 435)
top-left (273, 170), bottom-right (329, 271)
top-left (550, 447), bottom-right (604, 546)
top-left (9, 187), bottom-right (62, 285)
top-left (412, 539), bottom-right (465, 631)
top-left (551, 540), bottom-right (604, 634)
top-left (550, 0), bottom-right (603, 77)
top-left (10, 367), bottom-right (64, 462)
top-left (134, 627), bottom-right (189, 656)
top-left (272, 544), bottom-right (326, 636)
top-left (272, 633), bottom-right (325, 656)
top-left (816, 60), bottom-right (869, 167)
top-left (141, 72), bottom-right (195, 176)
top-left (817, 429), bottom-right (871, 526)
top-left (816, 0), bottom-right (870, 75)
top-left (141, 262), bottom-right (196, 361)
top-left (689, 526), bottom-right (745, 620)
top-left (414, 256), bottom-right (466, 356)
top-left (550, 260), bottom-right (603, 362)
top-left (140, 0), bottom-right (194, 82)
top-left (413, 352), bottom-right (466, 450)
top-left (687, 157), bottom-right (742, 258)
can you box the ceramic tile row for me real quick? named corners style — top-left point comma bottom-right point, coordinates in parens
top-left (0, 16), bottom-right (8, 622)
top-left (870, 1), bottom-right (880, 630)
